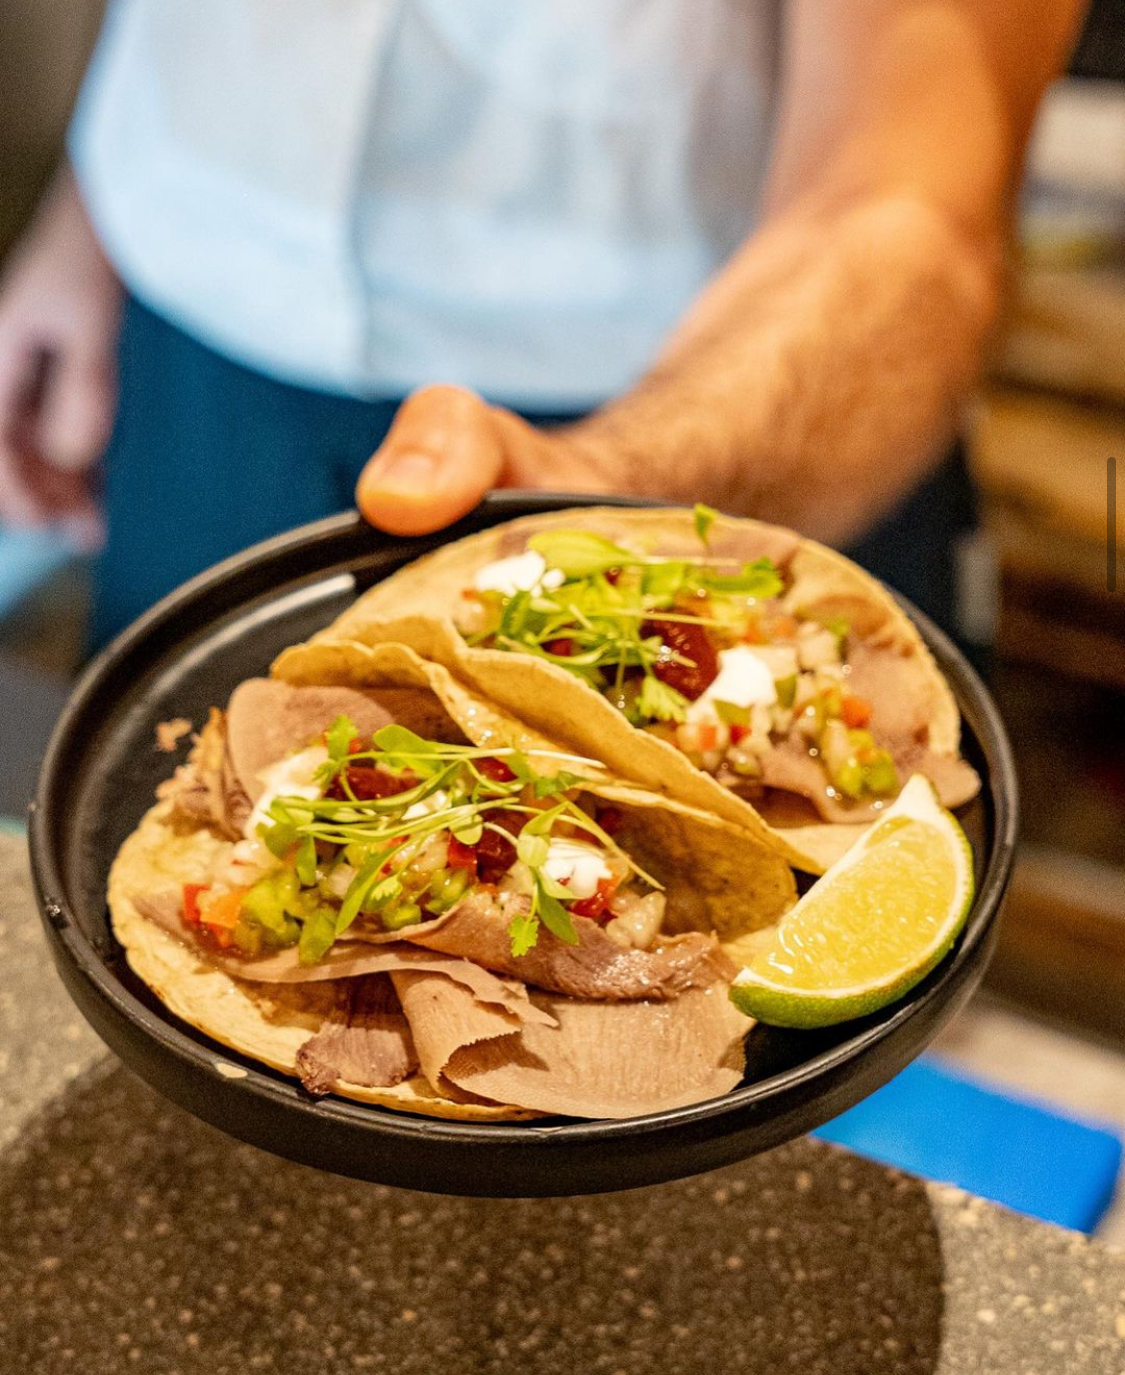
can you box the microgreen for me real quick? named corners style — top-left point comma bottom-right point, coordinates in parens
top-left (259, 729), bottom-right (657, 961)
top-left (325, 713), bottom-right (358, 761)
top-left (527, 531), bottom-right (636, 578)
top-left (693, 503), bottom-right (718, 545)
top-left (468, 522), bottom-right (786, 728)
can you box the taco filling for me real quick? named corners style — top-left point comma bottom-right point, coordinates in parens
top-left (171, 711), bottom-right (670, 969)
top-left (450, 508), bottom-right (976, 824)
top-left (116, 676), bottom-right (764, 1119)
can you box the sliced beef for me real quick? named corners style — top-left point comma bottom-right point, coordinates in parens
top-left (757, 731), bottom-right (977, 824)
top-left (130, 891), bottom-right (552, 1028)
top-left (406, 890), bottom-right (735, 1001)
top-left (296, 974), bottom-right (418, 1095)
top-left (395, 972), bottom-right (751, 1119)
top-left (226, 679), bottom-right (395, 800)
top-left (749, 636), bottom-right (979, 822)
top-left (158, 677), bottom-right (469, 840)
top-left (225, 677), bottom-right (466, 801)
top-left (157, 710), bottom-right (247, 840)
top-left (391, 971), bottom-right (530, 1106)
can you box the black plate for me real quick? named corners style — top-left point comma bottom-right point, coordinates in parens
top-left (30, 494), bottom-right (1017, 1197)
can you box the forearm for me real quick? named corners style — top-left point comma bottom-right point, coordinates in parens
top-left (569, 192), bottom-right (1002, 545)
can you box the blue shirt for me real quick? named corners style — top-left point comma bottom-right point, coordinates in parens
top-left (71, 0), bottom-right (781, 409)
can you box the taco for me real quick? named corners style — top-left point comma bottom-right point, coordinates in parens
top-left (326, 506), bottom-right (980, 872)
top-left (110, 651), bottom-right (793, 1121)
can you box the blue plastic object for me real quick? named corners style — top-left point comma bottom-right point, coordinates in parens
top-left (0, 527), bottom-right (74, 618)
top-left (816, 1055), bottom-right (1123, 1233)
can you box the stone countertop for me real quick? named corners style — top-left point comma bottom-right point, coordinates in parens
top-left (2, 835), bottom-right (1123, 1374)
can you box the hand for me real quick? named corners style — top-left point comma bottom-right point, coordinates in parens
top-left (356, 384), bottom-right (620, 536)
top-left (0, 167), bottom-right (121, 548)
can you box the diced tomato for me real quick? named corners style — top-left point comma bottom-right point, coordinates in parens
top-left (347, 737), bottom-right (365, 754)
top-left (595, 806), bottom-right (623, 836)
top-left (182, 883), bottom-right (208, 927)
top-left (570, 878), bottom-right (620, 923)
top-left (476, 825), bottom-right (518, 883)
top-left (841, 695), bottom-right (873, 729)
top-left (604, 568), bottom-right (622, 586)
top-left (447, 836), bottom-right (478, 874)
top-left (477, 755), bottom-right (516, 783)
top-left (640, 617), bottom-right (719, 701)
top-left (769, 614), bottom-right (799, 640)
top-left (326, 764), bottom-right (417, 801)
top-left (544, 638), bottom-right (573, 657)
top-left (730, 724), bottom-right (752, 745)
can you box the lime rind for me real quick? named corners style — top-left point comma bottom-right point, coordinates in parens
top-left (730, 776), bottom-right (975, 1029)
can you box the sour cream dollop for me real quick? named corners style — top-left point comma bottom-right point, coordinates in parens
top-left (472, 551), bottom-right (565, 598)
top-left (541, 838), bottom-right (612, 900)
top-left (687, 646), bottom-right (778, 723)
top-left (245, 744), bottom-right (329, 839)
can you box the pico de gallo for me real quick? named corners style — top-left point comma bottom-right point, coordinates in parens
top-left (454, 507), bottom-right (900, 811)
top-left (180, 717), bottom-right (665, 965)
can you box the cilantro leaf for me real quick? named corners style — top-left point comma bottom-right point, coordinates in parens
top-left (637, 674), bottom-right (690, 723)
top-left (325, 713), bottom-right (358, 762)
top-left (508, 912), bottom-right (540, 957)
top-left (365, 873), bottom-right (403, 911)
top-left (693, 503), bottom-right (718, 545)
top-left (528, 531), bottom-right (636, 578)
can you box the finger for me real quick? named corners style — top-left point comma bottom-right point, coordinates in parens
top-left (37, 344), bottom-right (115, 473)
top-left (0, 340), bottom-right (49, 525)
top-left (0, 446), bottom-right (49, 525)
top-left (356, 384), bottom-right (506, 535)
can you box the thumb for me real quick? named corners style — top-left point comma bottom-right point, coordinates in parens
top-left (356, 384), bottom-right (504, 536)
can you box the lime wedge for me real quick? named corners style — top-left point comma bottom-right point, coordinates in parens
top-left (730, 775), bottom-right (974, 1028)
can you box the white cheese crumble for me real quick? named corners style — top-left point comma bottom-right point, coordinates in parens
top-left (472, 551), bottom-right (565, 597)
top-left (245, 744), bottom-right (329, 840)
top-left (687, 646), bottom-right (778, 723)
top-left (541, 838), bottom-right (612, 900)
